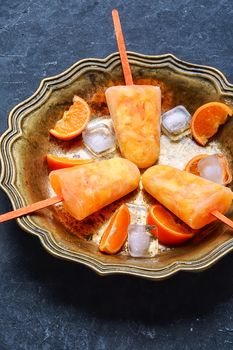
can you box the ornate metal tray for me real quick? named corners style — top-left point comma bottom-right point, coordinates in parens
top-left (1, 52), bottom-right (233, 280)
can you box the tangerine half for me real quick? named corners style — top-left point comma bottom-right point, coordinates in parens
top-left (147, 204), bottom-right (198, 246)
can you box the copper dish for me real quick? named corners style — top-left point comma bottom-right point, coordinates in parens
top-left (1, 52), bottom-right (233, 280)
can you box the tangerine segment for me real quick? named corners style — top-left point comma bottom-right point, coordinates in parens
top-left (99, 204), bottom-right (130, 254)
top-left (49, 95), bottom-right (91, 141)
top-left (184, 153), bottom-right (232, 185)
top-left (191, 102), bottom-right (232, 146)
top-left (46, 154), bottom-right (94, 170)
top-left (147, 204), bottom-right (197, 246)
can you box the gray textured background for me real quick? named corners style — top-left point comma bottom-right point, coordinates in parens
top-left (1, 0), bottom-right (233, 349)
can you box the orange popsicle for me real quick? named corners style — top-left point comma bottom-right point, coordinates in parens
top-left (106, 10), bottom-right (161, 169)
top-left (105, 85), bottom-right (161, 168)
top-left (142, 165), bottom-right (233, 229)
top-left (49, 157), bottom-right (140, 221)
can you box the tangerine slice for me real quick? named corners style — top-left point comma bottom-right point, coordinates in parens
top-left (184, 153), bottom-right (232, 185)
top-left (147, 204), bottom-right (198, 246)
top-left (46, 154), bottom-right (94, 170)
top-left (99, 204), bottom-right (130, 254)
top-left (49, 95), bottom-right (91, 141)
top-left (191, 102), bottom-right (232, 146)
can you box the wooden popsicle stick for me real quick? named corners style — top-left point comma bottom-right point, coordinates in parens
top-left (112, 9), bottom-right (133, 85)
top-left (0, 195), bottom-right (63, 223)
top-left (211, 210), bottom-right (233, 229)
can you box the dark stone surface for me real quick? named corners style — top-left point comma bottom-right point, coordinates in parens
top-left (1, 0), bottom-right (233, 349)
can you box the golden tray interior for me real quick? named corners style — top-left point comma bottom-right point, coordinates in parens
top-left (1, 52), bottom-right (233, 280)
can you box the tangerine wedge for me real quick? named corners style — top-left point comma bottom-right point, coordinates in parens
top-left (99, 204), bottom-right (130, 254)
top-left (49, 95), bottom-right (91, 141)
top-left (46, 154), bottom-right (94, 170)
top-left (191, 102), bottom-right (232, 146)
top-left (184, 153), bottom-right (232, 185)
top-left (147, 204), bottom-right (198, 246)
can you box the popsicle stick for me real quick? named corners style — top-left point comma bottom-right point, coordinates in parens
top-left (112, 9), bottom-right (133, 85)
top-left (211, 210), bottom-right (233, 229)
top-left (0, 195), bottom-right (63, 223)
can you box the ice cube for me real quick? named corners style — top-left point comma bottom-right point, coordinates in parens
top-left (82, 123), bottom-right (116, 156)
top-left (128, 224), bottom-right (158, 258)
top-left (162, 105), bottom-right (191, 140)
top-left (197, 155), bottom-right (225, 184)
top-left (127, 203), bottom-right (148, 225)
